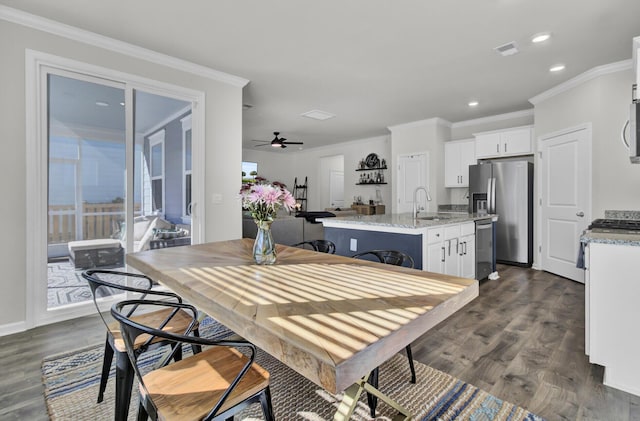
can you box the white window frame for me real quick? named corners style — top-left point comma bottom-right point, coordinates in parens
top-left (148, 130), bottom-right (165, 216)
top-left (181, 114), bottom-right (192, 224)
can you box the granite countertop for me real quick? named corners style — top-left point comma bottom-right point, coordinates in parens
top-left (321, 212), bottom-right (495, 230)
top-left (580, 230), bottom-right (640, 247)
top-left (580, 209), bottom-right (640, 246)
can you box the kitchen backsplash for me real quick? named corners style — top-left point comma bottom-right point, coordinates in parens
top-left (438, 204), bottom-right (469, 213)
top-left (604, 210), bottom-right (640, 220)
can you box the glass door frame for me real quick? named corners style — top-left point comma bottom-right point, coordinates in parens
top-left (26, 50), bottom-right (206, 328)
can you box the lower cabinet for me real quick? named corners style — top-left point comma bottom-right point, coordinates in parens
top-left (585, 242), bottom-right (640, 396)
top-left (425, 222), bottom-right (475, 279)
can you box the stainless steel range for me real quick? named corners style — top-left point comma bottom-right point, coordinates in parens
top-left (588, 218), bottom-right (640, 235)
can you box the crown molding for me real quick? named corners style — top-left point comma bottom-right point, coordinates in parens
top-left (387, 117), bottom-right (452, 132)
top-left (0, 5), bottom-right (249, 88)
top-left (529, 59), bottom-right (632, 105)
top-left (450, 109), bottom-right (534, 129)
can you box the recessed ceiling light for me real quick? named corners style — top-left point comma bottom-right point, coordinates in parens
top-left (95, 101), bottom-right (109, 107)
top-left (531, 33), bottom-right (551, 43)
top-left (468, 101), bottom-right (479, 107)
top-left (301, 109), bottom-right (336, 121)
top-left (549, 64), bottom-right (566, 72)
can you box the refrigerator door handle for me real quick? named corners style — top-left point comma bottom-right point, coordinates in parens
top-left (490, 177), bottom-right (496, 213)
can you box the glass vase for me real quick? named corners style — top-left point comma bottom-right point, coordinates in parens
top-left (253, 220), bottom-right (276, 265)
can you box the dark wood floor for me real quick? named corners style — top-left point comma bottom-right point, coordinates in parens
top-left (0, 265), bottom-right (639, 420)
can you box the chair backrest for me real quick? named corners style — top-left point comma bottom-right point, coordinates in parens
top-left (351, 250), bottom-right (415, 268)
top-left (111, 299), bottom-right (257, 420)
top-left (291, 240), bottom-right (336, 254)
top-left (82, 269), bottom-right (182, 332)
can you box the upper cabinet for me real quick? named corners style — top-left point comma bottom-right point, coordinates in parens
top-left (444, 139), bottom-right (476, 187)
top-left (474, 126), bottom-right (533, 159)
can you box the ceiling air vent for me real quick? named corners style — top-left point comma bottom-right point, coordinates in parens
top-left (493, 41), bottom-right (519, 57)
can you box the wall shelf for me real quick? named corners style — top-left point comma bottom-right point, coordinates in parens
top-left (355, 182), bottom-right (388, 185)
top-left (356, 166), bottom-right (387, 171)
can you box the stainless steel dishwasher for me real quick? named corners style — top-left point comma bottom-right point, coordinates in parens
top-left (475, 218), bottom-right (494, 280)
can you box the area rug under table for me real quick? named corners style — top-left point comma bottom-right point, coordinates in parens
top-left (42, 320), bottom-right (545, 420)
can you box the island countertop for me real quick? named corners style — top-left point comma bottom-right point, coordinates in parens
top-left (321, 212), bottom-right (496, 233)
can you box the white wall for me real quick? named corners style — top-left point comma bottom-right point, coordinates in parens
top-left (0, 20), bottom-right (243, 330)
top-left (534, 68), bottom-right (640, 219)
top-left (389, 118), bottom-right (451, 213)
top-left (243, 135), bottom-right (391, 211)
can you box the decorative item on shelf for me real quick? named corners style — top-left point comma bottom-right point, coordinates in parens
top-left (239, 177), bottom-right (296, 264)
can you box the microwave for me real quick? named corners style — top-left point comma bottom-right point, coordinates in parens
top-left (631, 101), bottom-right (640, 163)
top-left (624, 84), bottom-right (640, 163)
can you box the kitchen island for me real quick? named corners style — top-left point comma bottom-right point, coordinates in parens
top-left (322, 212), bottom-right (494, 279)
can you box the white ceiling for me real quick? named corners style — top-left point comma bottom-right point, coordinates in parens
top-left (4, 0), bottom-right (640, 150)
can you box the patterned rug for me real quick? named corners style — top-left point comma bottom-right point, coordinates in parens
top-left (42, 318), bottom-right (545, 420)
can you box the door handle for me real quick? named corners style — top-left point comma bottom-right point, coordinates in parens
top-left (576, 211), bottom-right (585, 217)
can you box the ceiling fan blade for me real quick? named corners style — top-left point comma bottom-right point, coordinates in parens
top-left (254, 143), bottom-right (270, 147)
top-left (283, 141), bottom-right (303, 145)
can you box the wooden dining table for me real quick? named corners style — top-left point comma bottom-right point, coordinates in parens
top-left (126, 238), bottom-right (478, 420)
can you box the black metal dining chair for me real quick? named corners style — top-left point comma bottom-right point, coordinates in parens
top-left (291, 239), bottom-right (336, 254)
top-left (82, 269), bottom-right (201, 421)
top-left (351, 249), bottom-right (417, 417)
top-left (111, 299), bottom-right (275, 421)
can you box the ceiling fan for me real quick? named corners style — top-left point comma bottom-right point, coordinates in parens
top-left (252, 132), bottom-right (303, 149)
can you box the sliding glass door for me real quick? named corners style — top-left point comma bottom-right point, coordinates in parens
top-left (30, 56), bottom-right (202, 326)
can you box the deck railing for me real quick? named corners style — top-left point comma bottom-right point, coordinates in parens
top-left (48, 202), bottom-right (141, 244)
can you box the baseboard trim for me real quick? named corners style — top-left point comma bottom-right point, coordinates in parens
top-left (0, 320), bottom-right (27, 337)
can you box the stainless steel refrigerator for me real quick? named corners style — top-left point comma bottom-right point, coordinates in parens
top-left (469, 160), bottom-right (533, 266)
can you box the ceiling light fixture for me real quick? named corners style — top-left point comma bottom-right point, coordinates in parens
top-left (549, 64), bottom-right (566, 72)
top-left (95, 101), bottom-right (109, 107)
top-left (301, 109), bottom-right (336, 121)
top-left (531, 32), bottom-right (551, 43)
top-left (468, 101), bottom-right (479, 107)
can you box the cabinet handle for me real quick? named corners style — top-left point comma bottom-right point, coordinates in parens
top-left (455, 239), bottom-right (459, 255)
top-left (496, 144), bottom-right (499, 153)
top-left (463, 241), bottom-right (467, 255)
top-left (504, 142), bottom-right (507, 153)
top-left (441, 246), bottom-right (445, 262)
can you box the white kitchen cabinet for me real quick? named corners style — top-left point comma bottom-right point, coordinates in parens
top-left (444, 139), bottom-right (476, 187)
top-left (425, 222), bottom-right (475, 278)
top-left (585, 241), bottom-right (640, 397)
top-left (474, 126), bottom-right (533, 159)
top-left (459, 223), bottom-right (476, 279)
top-left (425, 227), bottom-right (444, 273)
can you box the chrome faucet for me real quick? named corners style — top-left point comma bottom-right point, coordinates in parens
top-left (413, 186), bottom-right (432, 219)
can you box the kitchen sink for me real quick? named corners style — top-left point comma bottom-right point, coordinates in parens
top-left (416, 214), bottom-right (458, 221)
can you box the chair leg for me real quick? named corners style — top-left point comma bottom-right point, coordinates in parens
top-left (366, 367), bottom-right (379, 418)
top-left (405, 345), bottom-right (416, 384)
top-left (137, 400), bottom-right (148, 421)
top-left (173, 342), bottom-right (183, 362)
top-left (115, 350), bottom-right (135, 421)
top-left (97, 335), bottom-right (114, 403)
top-left (259, 386), bottom-right (276, 421)
top-left (192, 327), bottom-right (203, 354)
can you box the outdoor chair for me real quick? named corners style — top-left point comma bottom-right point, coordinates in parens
top-left (111, 299), bottom-right (275, 421)
top-left (290, 239), bottom-right (336, 254)
top-left (82, 269), bottom-right (201, 421)
top-left (351, 249), bottom-right (417, 417)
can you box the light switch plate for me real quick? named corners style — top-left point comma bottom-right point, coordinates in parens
top-left (211, 193), bottom-right (223, 204)
top-left (350, 238), bottom-right (357, 251)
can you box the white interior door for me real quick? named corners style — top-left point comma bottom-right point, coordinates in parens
top-left (397, 153), bottom-right (428, 214)
top-left (329, 171), bottom-right (344, 207)
top-left (539, 126), bottom-right (591, 282)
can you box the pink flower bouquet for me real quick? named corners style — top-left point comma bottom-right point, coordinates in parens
top-left (239, 179), bottom-right (296, 222)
